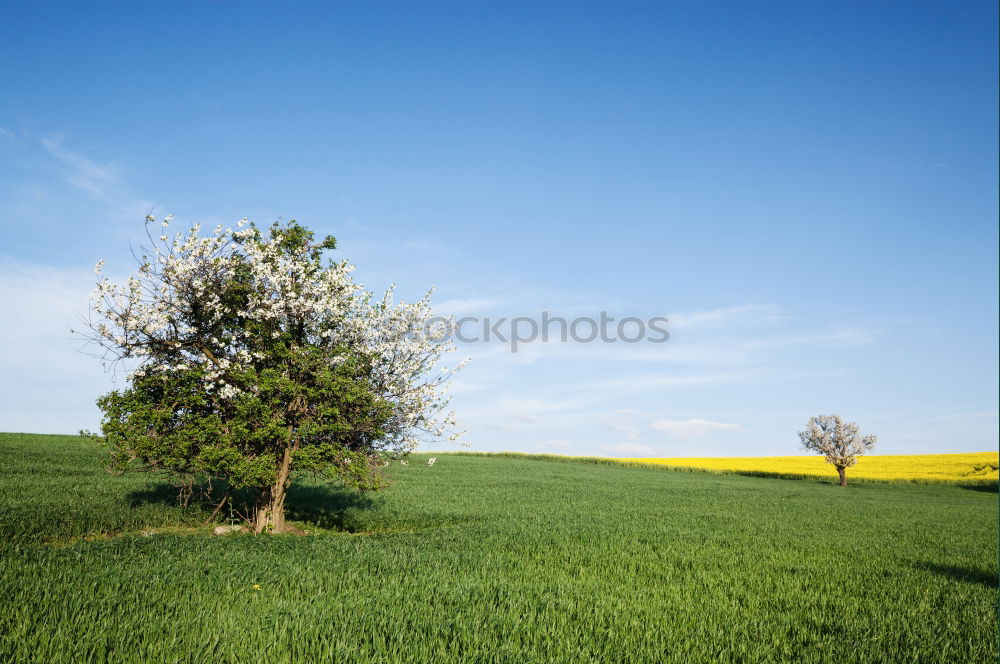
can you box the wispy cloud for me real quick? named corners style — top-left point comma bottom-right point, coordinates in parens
top-left (584, 372), bottom-right (745, 391)
top-left (434, 297), bottom-right (510, 314)
top-left (599, 441), bottom-right (662, 456)
top-left (531, 439), bottom-right (573, 453)
top-left (458, 323), bottom-right (879, 367)
top-left (601, 411), bottom-right (743, 443)
top-left (456, 396), bottom-right (594, 432)
top-left (742, 328), bottom-right (880, 350)
top-left (38, 134), bottom-right (158, 219)
top-left (861, 409), bottom-right (1000, 426)
top-left (440, 299), bottom-right (883, 453)
top-left (667, 304), bottom-right (787, 329)
top-left (650, 418), bottom-right (743, 439)
top-left (40, 136), bottom-right (118, 198)
top-left (0, 261), bottom-right (111, 433)
top-left (602, 409), bottom-right (647, 440)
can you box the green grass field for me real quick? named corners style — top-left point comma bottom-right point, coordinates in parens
top-left (1, 433), bottom-right (996, 663)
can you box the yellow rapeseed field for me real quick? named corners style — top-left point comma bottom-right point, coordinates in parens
top-left (618, 453), bottom-right (999, 483)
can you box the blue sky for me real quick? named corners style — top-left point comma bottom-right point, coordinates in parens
top-left (1, 1), bottom-right (996, 456)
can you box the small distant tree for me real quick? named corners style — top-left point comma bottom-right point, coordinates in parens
top-left (798, 414), bottom-right (876, 487)
top-left (82, 216), bottom-right (466, 533)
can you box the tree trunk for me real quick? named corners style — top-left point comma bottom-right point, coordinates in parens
top-left (201, 492), bottom-right (229, 526)
top-left (252, 440), bottom-right (296, 533)
top-left (837, 466), bottom-right (847, 487)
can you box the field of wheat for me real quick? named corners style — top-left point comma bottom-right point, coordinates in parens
top-left (620, 452), bottom-right (1000, 482)
top-left (3, 434), bottom-right (997, 663)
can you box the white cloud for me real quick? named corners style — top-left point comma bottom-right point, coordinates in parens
top-left (38, 134), bottom-right (158, 219)
top-left (584, 372), bottom-right (744, 391)
top-left (602, 409), bottom-right (646, 440)
top-left (456, 324), bottom-right (879, 368)
top-left (667, 304), bottom-right (786, 329)
top-left (0, 261), bottom-right (113, 433)
top-left (598, 441), bottom-right (660, 456)
top-left (456, 396), bottom-right (593, 432)
top-left (532, 439), bottom-right (573, 453)
top-left (434, 297), bottom-right (509, 314)
top-left (742, 328), bottom-right (880, 349)
top-left (649, 418), bottom-right (743, 440)
top-left (40, 136), bottom-right (118, 197)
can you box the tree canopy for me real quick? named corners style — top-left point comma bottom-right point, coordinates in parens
top-left (798, 414), bottom-right (876, 487)
top-left (83, 216), bottom-right (465, 531)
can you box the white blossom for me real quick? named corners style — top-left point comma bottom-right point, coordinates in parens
top-left (799, 414), bottom-right (876, 486)
top-left (84, 217), bottom-right (466, 454)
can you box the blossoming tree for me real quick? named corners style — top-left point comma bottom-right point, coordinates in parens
top-left (83, 216), bottom-right (465, 533)
top-left (798, 414), bottom-right (876, 487)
